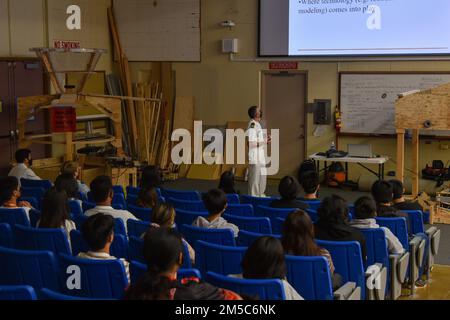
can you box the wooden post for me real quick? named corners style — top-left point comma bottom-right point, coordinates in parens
top-left (411, 129), bottom-right (420, 196)
top-left (65, 132), bottom-right (74, 161)
top-left (396, 129), bottom-right (405, 183)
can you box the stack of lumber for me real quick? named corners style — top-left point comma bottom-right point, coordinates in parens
top-left (107, 6), bottom-right (174, 171)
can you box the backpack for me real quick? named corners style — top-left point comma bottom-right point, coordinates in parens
top-left (327, 162), bottom-right (346, 187)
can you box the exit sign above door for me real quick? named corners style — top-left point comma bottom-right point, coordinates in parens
top-left (269, 62), bottom-right (298, 70)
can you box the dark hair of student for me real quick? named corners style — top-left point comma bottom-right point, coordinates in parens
top-left (140, 166), bottom-right (162, 190)
top-left (55, 173), bottom-right (79, 199)
top-left (39, 188), bottom-right (71, 229)
top-left (15, 148), bottom-right (31, 164)
top-left (90, 175), bottom-right (113, 203)
top-left (317, 195), bottom-right (349, 226)
top-left (354, 196), bottom-right (377, 220)
top-left (300, 171), bottom-right (320, 195)
top-left (389, 179), bottom-right (404, 200)
top-left (202, 189), bottom-right (227, 216)
top-left (124, 228), bottom-right (183, 300)
top-left (371, 180), bottom-right (394, 204)
top-left (81, 213), bottom-right (115, 251)
top-left (278, 176), bottom-right (300, 200)
top-left (248, 106), bottom-right (258, 119)
top-left (242, 236), bottom-right (287, 280)
top-left (281, 210), bottom-right (323, 257)
top-left (218, 171), bottom-right (237, 194)
top-left (0, 176), bottom-right (19, 204)
top-left (137, 188), bottom-right (159, 209)
top-left (151, 203), bottom-right (176, 228)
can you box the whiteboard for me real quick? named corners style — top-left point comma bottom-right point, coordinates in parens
top-left (340, 73), bottom-right (450, 136)
top-left (113, 0), bottom-right (200, 62)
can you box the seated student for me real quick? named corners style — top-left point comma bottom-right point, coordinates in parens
top-left (270, 176), bottom-right (309, 210)
top-left (37, 188), bottom-right (76, 243)
top-left (389, 179), bottom-right (424, 212)
top-left (0, 176), bottom-right (33, 220)
top-left (142, 203), bottom-right (195, 264)
top-left (124, 228), bottom-right (242, 300)
top-left (60, 161), bottom-right (90, 198)
top-left (55, 173), bottom-right (82, 206)
top-left (315, 195), bottom-right (367, 263)
top-left (79, 213), bottom-right (130, 282)
top-left (8, 148), bottom-right (41, 184)
top-left (231, 236), bottom-right (303, 300)
top-left (371, 180), bottom-right (405, 218)
top-left (298, 171), bottom-right (320, 201)
top-left (350, 196), bottom-right (404, 255)
top-left (218, 171), bottom-right (239, 195)
top-left (137, 166), bottom-right (162, 209)
top-left (85, 175), bottom-right (138, 228)
top-left (281, 209), bottom-right (342, 289)
top-left (192, 189), bottom-right (239, 237)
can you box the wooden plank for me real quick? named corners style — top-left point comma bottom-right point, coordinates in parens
top-left (173, 97), bottom-right (195, 132)
top-left (396, 129), bottom-right (405, 183)
top-left (411, 129), bottom-right (420, 196)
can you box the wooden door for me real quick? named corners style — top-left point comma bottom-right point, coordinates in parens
top-left (261, 71), bottom-right (307, 179)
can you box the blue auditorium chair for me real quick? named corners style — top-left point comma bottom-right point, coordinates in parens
top-left (161, 189), bottom-right (201, 201)
top-left (0, 208), bottom-right (30, 227)
top-left (129, 260), bottom-right (201, 284)
top-left (195, 240), bottom-right (246, 276)
top-left (256, 205), bottom-right (295, 224)
top-left (113, 185), bottom-right (125, 195)
top-left (127, 204), bottom-right (152, 221)
top-left (226, 194), bottom-right (240, 204)
top-left (82, 201), bottom-right (96, 212)
top-left (127, 235), bottom-right (191, 268)
top-left (360, 228), bottom-right (409, 300)
top-left (29, 209), bottom-right (42, 228)
top-left (0, 246), bottom-right (59, 291)
top-left (175, 209), bottom-right (208, 227)
top-left (180, 224), bottom-right (236, 247)
top-left (206, 272), bottom-right (286, 300)
top-left (223, 214), bottom-right (272, 234)
top-left (68, 199), bottom-right (84, 217)
top-left (285, 255), bottom-right (361, 300)
top-left (316, 240), bottom-right (386, 300)
top-left (299, 199), bottom-right (321, 211)
top-left (127, 219), bottom-right (150, 238)
top-left (20, 179), bottom-right (52, 191)
top-left (13, 225), bottom-right (71, 256)
top-left (0, 285), bottom-right (37, 300)
top-left (236, 230), bottom-right (280, 247)
top-left (20, 187), bottom-right (45, 209)
top-left (0, 223), bottom-right (13, 248)
top-left (40, 288), bottom-right (106, 300)
top-left (18, 196), bottom-right (38, 210)
top-left (240, 195), bottom-right (279, 209)
top-left (376, 217), bottom-right (426, 295)
top-left (272, 217), bottom-right (285, 235)
top-left (70, 230), bottom-right (129, 260)
top-left (224, 204), bottom-right (254, 217)
top-left (169, 198), bottom-right (206, 212)
top-left (58, 253), bottom-right (128, 299)
top-left (126, 186), bottom-right (140, 195)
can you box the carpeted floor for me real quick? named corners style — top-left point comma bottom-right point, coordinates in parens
top-left (164, 178), bottom-right (450, 266)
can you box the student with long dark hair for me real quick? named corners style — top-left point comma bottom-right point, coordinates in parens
top-left (143, 203), bottom-right (195, 264)
top-left (281, 210), bottom-right (342, 289)
top-left (55, 173), bottom-right (80, 200)
top-left (232, 236), bottom-right (303, 300)
top-left (315, 195), bottom-right (367, 263)
top-left (218, 171), bottom-right (239, 194)
top-left (124, 228), bottom-right (241, 300)
top-left (137, 166), bottom-right (162, 209)
top-left (38, 187), bottom-right (76, 241)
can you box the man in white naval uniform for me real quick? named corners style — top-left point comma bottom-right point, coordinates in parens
top-left (246, 106), bottom-right (271, 197)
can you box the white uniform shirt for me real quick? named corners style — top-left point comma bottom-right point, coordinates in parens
top-left (77, 251), bottom-right (130, 283)
top-left (247, 119), bottom-right (266, 165)
top-left (8, 163), bottom-right (41, 185)
top-left (85, 205), bottom-right (138, 232)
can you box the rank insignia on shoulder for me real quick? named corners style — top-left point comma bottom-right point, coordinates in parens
top-left (250, 123), bottom-right (255, 128)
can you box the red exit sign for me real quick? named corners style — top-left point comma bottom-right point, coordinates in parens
top-left (269, 62), bottom-right (298, 70)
